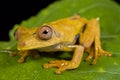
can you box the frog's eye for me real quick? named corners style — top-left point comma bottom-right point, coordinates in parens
top-left (38, 26), bottom-right (53, 40)
top-left (14, 29), bottom-right (18, 40)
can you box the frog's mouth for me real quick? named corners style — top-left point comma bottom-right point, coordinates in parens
top-left (17, 42), bottom-right (49, 51)
top-left (18, 41), bottom-right (72, 52)
top-left (17, 40), bottom-right (61, 51)
top-left (17, 42), bottom-right (61, 51)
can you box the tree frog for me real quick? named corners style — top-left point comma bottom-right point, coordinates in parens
top-left (13, 15), bottom-right (112, 74)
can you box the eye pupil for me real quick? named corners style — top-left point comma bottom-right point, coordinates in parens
top-left (38, 26), bottom-right (52, 40)
top-left (43, 30), bottom-right (48, 34)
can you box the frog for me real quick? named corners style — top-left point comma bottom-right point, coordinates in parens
top-left (13, 15), bottom-right (112, 74)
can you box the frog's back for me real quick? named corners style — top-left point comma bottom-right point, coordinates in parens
top-left (48, 15), bottom-right (85, 44)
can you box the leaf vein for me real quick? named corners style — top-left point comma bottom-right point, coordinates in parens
top-left (78, 3), bottom-right (120, 13)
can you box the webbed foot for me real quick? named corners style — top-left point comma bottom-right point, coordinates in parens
top-left (43, 60), bottom-right (77, 74)
top-left (18, 57), bottom-right (25, 63)
top-left (9, 52), bottom-right (17, 57)
top-left (85, 46), bottom-right (112, 65)
top-left (91, 48), bottom-right (112, 65)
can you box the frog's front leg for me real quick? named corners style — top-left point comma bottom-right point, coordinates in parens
top-left (81, 18), bottom-right (112, 64)
top-left (43, 45), bottom-right (84, 74)
top-left (91, 19), bottom-right (112, 64)
top-left (10, 50), bottom-right (40, 63)
top-left (9, 52), bottom-right (18, 57)
top-left (18, 50), bottom-right (40, 63)
top-left (18, 50), bottom-right (30, 63)
top-left (10, 51), bottom-right (29, 63)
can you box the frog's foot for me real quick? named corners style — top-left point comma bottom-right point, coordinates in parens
top-left (85, 47), bottom-right (94, 61)
top-left (85, 55), bottom-right (93, 61)
top-left (98, 48), bottom-right (112, 57)
top-left (9, 52), bottom-right (17, 57)
top-left (18, 51), bottom-right (30, 63)
top-left (91, 47), bottom-right (112, 65)
top-left (43, 60), bottom-right (77, 74)
top-left (85, 46), bottom-right (112, 65)
top-left (18, 57), bottom-right (25, 63)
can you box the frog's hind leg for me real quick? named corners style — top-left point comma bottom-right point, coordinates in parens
top-left (91, 36), bottom-right (112, 65)
top-left (80, 18), bottom-right (112, 65)
top-left (90, 18), bottom-right (112, 65)
top-left (85, 45), bottom-right (94, 61)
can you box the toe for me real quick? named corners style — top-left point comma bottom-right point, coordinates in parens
top-left (91, 60), bottom-right (97, 65)
top-left (9, 52), bottom-right (17, 57)
top-left (85, 56), bottom-right (92, 61)
top-left (55, 66), bottom-right (67, 74)
top-left (105, 52), bottom-right (112, 56)
top-left (18, 58), bottom-right (24, 63)
top-left (43, 63), bottom-right (50, 68)
top-left (43, 63), bottom-right (60, 68)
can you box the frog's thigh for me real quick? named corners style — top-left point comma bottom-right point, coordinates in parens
top-left (89, 19), bottom-right (112, 64)
top-left (79, 19), bottom-right (96, 48)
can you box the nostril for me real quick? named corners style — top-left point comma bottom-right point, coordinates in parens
top-left (18, 42), bottom-right (26, 47)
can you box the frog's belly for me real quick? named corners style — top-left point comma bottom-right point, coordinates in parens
top-left (38, 43), bottom-right (74, 52)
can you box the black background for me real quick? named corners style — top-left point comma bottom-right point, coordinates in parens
top-left (0, 0), bottom-right (119, 41)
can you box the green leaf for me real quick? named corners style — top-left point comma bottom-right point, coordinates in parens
top-left (0, 0), bottom-right (120, 80)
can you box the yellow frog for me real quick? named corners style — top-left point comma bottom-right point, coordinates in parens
top-left (13, 15), bottom-right (112, 74)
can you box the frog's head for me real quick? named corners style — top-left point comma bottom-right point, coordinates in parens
top-left (14, 25), bottom-right (61, 50)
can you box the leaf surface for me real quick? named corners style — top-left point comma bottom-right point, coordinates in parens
top-left (0, 0), bottom-right (120, 80)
